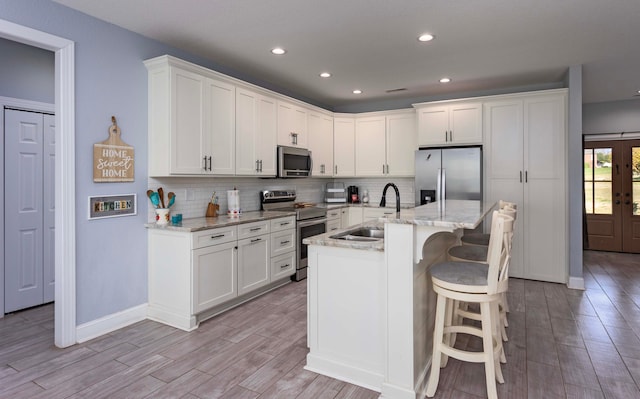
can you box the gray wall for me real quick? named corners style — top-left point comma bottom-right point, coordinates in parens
top-left (0, 38), bottom-right (54, 103)
top-left (0, 0), bottom-right (285, 324)
top-left (583, 98), bottom-right (640, 135)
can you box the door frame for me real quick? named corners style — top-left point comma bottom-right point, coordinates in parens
top-left (0, 19), bottom-right (76, 348)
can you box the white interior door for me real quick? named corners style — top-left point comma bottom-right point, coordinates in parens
top-left (4, 109), bottom-right (54, 313)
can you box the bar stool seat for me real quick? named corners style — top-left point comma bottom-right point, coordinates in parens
top-left (448, 245), bottom-right (487, 263)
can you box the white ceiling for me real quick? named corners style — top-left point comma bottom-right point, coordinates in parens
top-left (55, 0), bottom-right (640, 109)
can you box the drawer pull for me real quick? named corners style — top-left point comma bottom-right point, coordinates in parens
top-left (249, 227), bottom-right (263, 232)
top-left (280, 222), bottom-right (290, 226)
top-left (280, 240), bottom-right (290, 245)
top-left (280, 263), bottom-right (290, 269)
top-left (250, 238), bottom-right (262, 243)
top-left (210, 234), bottom-right (225, 239)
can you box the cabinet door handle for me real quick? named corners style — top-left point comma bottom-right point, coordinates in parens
top-left (210, 234), bottom-right (225, 239)
top-left (250, 238), bottom-right (262, 243)
top-left (519, 171), bottom-right (523, 183)
top-left (259, 159), bottom-right (263, 172)
top-left (256, 159), bottom-right (260, 172)
top-left (383, 164), bottom-right (385, 174)
top-left (291, 132), bottom-right (298, 145)
top-left (525, 171), bottom-right (528, 183)
top-left (203, 156), bottom-right (208, 171)
top-left (335, 165), bottom-right (338, 174)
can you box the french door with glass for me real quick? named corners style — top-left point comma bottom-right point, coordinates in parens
top-left (584, 140), bottom-right (640, 253)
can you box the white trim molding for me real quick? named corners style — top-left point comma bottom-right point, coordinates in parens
top-left (0, 18), bottom-right (77, 348)
top-left (567, 276), bottom-right (585, 290)
top-left (76, 304), bottom-right (147, 343)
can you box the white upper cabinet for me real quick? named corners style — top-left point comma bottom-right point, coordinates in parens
top-left (355, 111), bottom-right (417, 177)
top-left (385, 111), bottom-right (417, 176)
top-left (415, 101), bottom-right (482, 146)
top-left (308, 111), bottom-right (334, 177)
top-left (277, 100), bottom-right (308, 148)
top-left (356, 116), bottom-right (386, 176)
top-left (334, 116), bottom-right (356, 177)
top-left (235, 87), bottom-right (277, 176)
top-left (146, 56), bottom-right (235, 176)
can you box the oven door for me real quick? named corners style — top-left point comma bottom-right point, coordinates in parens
top-left (295, 217), bottom-right (327, 280)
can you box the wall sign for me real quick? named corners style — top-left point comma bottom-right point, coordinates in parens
top-left (89, 194), bottom-right (137, 220)
top-left (93, 116), bottom-right (135, 182)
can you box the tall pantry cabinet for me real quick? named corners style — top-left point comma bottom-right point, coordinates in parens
top-left (484, 89), bottom-right (567, 283)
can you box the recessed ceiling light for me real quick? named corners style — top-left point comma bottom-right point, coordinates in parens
top-left (353, 89), bottom-right (362, 94)
top-left (418, 33), bottom-right (435, 42)
top-left (439, 77), bottom-right (451, 83)
top-left (271, 47), bottom-right (286, 55)
top-left (320, 72), bottom-right (331, 78)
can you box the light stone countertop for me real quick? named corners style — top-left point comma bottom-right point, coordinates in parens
top-left (303, 200), bottom-right (495, 252)
top-left (303, 220), bottom-right (386, 252)
top-left (318, 202), bottom-right (415, 210)
top-left (144, 210), bottom-right (296, 232)
top-left (384, 200), bottom-right (495, 229)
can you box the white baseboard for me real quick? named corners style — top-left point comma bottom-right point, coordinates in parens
top-left (567, 276), bottom-right (585, 290)
top-left (76, 303), bottom-right (147, 343)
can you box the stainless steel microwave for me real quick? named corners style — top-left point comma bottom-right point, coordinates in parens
top-left (277, 145), bottom-right (312, 178)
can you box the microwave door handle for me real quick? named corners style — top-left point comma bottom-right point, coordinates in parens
top-left (309, 153), bottom-right (313, 176)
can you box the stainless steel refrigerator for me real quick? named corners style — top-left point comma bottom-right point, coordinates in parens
top-left (414, 146), bottom-right (482, 206)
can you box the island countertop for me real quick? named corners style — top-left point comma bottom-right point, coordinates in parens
top-left (384, 199), bottom-right (495, 229)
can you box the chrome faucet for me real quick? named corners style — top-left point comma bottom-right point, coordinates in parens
top-left (379, 182), bottom-right (400, 215)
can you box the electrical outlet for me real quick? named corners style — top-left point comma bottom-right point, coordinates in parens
top-left (185, 189), bottom-right (195, 201)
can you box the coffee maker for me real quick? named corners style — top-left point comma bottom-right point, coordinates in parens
top-left (347, 185), bottom-right (359, 203)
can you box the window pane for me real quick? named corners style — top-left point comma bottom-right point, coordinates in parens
top-left (594, 148), bottom-right (612, 181)
top-left (584, 149), bottom-right (594, 182)
top-left (585, 182), bottom-right (593, 214)
top-left (594, 181), bottom-right (612, 214)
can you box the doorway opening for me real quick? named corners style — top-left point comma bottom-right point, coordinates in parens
top-left (584, 139), bottom-right (640, 253)
top-left (0, 18), bottom-right (76, 347)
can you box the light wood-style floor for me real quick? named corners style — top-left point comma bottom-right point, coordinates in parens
top-left (1, 250), bottom-right (640, 398)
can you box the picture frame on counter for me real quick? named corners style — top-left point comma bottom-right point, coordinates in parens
top-left (88, 194), bottom-right (137, 220)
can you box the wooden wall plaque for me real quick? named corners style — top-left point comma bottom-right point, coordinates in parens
top-left (93, 116), bottom-right (135, 182)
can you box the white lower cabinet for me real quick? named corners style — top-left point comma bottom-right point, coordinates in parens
top-left (147, 215), bottom-right (296, 331)
top-left (192, 241), bottom-right (237, 313)
top-left (326, 208), bottom-right (342, 232)
top-left (363, 207), bottom-right (397, 222)
top-left (237, 234), bottom-right (271, 295)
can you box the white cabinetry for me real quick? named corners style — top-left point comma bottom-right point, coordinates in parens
top-left (326, 208), bottom-right (342, 232)
top-left (484, 90), bottom-right (567, 283)
top-left (356, 116), bottom-right (386, 176)
top-left (355, 111), bottom-right (417, 177)
top-left (347, 207), bottom-right (364, 227)
top-left (334, 116), bottom-right (356, 177)
top-left (385, 112), bottom-right (417, 176)
top-left (270, 216), bottom-right (296, 280)
top-left (277, 100), bottom-right (308, 148)
top-left (146, 57), bottom-right (235, 176)
top-left (308, 111), bottom-right (334, 177)
top-left (363, 207), bottom-right (397, 222)
top-left (235, 87), bottom-right (277, 176)
top-left (148, 215), bottom-right (296, 331)
top-left (415, 101), bottom-right (482, 146)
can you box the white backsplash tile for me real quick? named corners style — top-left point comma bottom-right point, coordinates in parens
top-left (147, 176), bottom-right (414, 222)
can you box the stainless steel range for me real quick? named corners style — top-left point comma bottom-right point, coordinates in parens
top-left (260, 190), bottom-right (327, 281)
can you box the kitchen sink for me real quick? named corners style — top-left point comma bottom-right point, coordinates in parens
top-left (330, 227), bottom-right (385, 241)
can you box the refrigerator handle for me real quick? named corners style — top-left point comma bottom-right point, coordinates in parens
top-left (442, 168), bottom-right (446, 202)
top-left (437, 168), bottom-right (446, 202)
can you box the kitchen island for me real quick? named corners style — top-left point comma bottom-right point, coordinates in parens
top-left (304, 200), bottom-right (495, 399)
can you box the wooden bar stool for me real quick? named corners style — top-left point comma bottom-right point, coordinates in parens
top-left (448, 207), bottom-right (517, 341)
top-left (426, 211), bottom-right (514, 399)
